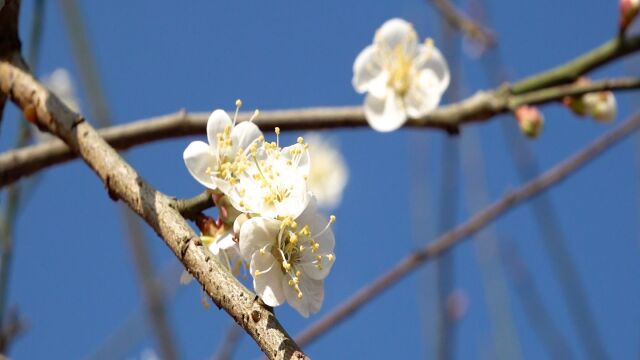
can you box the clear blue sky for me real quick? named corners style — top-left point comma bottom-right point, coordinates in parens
top-left (1, 0), bottom-right (639, 359)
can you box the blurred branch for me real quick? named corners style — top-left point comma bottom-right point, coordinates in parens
top-left (0, 58), bottom-right (307, 360)
top-left (58, 0), bottom-right (109, 127)
top-left (0, 307), bottom-right (26, 354)
top-left (87, 261), bottom-right (183, 360)
top-left (212, 323), bottom-right (243, 360)
top-left (500, 239), bottom-right (573, 359)
top-left (121, 209), bottom-right (178, 360)
top-left (434, 14), bottom-right (461, 360)
top-left (429, 0), bottom-right (496, 48)
top-left (2, 74), bottom-right (640, 187)
top-left (0, 0), bottom-right (44, 350)
top-left (58, 1), bottom-right (178, 357)
top-left (295, 111), bottom-right (640, 346)
top-left (460, 129), bottom-right (522, 360)
top-left (478, 24), bottom-right (608, 360)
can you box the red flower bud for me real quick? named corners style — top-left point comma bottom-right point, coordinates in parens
top-left (620, 0), bottom-right (640, 34)
top-left (515, 105), bottom-right (544, 138)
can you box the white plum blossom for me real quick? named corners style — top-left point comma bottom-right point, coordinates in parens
top-left (183, 101), bottom-right (262, 191)
top-left (221, 129), bottom-right (311, 219)
top-left (304, 132), bottom-right (348, 209)
top-left (238, 198), bottom-right (335, 317)
top-left (352, 18), bottom-right (450, 132)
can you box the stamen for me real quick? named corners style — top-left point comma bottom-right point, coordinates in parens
top-left (249, 109), bottom-right (260, 122)
top-left (233, 99), bottom-right (242, 126)
top-left (275, 127), bottom-right (281, 147)
top-left (311, 215), bottom-right (336, 239)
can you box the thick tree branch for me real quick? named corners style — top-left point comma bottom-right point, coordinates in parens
top-left (2, 76), bottom-right (639, 188)
top-left (0, 61), bottom-right (307, 360)
top-left (295, 112), bottom-right (640, 347)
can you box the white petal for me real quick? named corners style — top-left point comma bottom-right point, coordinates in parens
top-left (404, 69), bottom-right (444, 118)
top-left (283, 273), bottom-right (324, 317)
top-left (239, 217), bottom-right (280, 262)
top-left (183, 141), bottom-right (218, 189)
top-left (352, 45), bottom-right (387, 96)
top-left (231, 121), bottom-right (262, 152)
top-left (414, 45), bottom-right (450, 94)
top-left (207, 109), bottom-right (232, 150)
top-left (208, 232), bottom-right (236, 256)
top-left (251, 253), bottom-right (286, 307)
top-left (364, 92), bottom-right (407, 132)
top-left (374, 18), bottom-right (418, 56)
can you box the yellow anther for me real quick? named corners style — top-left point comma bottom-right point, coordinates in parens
top-left (283, 262), bottom-right (291, 271)
top-left (299, 225), bottom-right (311, 237)
top-left (299, 245), bottom-right (305, 252)
top-left (297, 292), bottom-right (303, 299)
top-left (289, 234), bottom-right (299, 244)
top-left (275, 127), bottom-right (281, 135)
top-left (254, 270), bottom-right (262, 277)
top-left (235, 99), bottom-right (242, 108)
top-left (329, 215), bottom-right (336, 223)
top-left (259, 248), bottom-right (266, 255)
top-left (297, 136), bottom-right (304, 144)
top-left (295, 270), bottom-right (301, 277)
top-left (326, 254), bottom-right (335, 262)
top-left (425, 37), bottom-right (434, 47)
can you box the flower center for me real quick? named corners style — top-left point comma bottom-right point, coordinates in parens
top-left (387, 46), bottom-right (413, 96)
top-left (268, 215), bottom-right (336, 299)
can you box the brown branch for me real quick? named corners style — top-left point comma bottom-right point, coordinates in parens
top-left (0, 61), bottom-right (307, 360)
top-left (2, 76), bottom-right (639, 188)
top-left (295, 112), bottom-right (640, 347)
top-left (429, 0), bottom-right (496, 48)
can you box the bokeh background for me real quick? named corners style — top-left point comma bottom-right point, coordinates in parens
top-left (0, 0), bottom-right (639, 359)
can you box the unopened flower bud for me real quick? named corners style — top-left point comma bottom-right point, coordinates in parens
top-left (583, 91), bottom-right (617, 123)
top-left (563, 77), bottom-right (617, 123)
top-left (515, 105), bottom-right (544, 138)
top-left (620, 0), bottom-right (640, 34)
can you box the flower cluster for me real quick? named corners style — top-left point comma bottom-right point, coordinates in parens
top-left (183, 102), bottom-right (336, 317)
top-left (352, 18), bottom-right (450, 132)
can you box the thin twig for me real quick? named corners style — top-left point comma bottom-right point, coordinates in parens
top-left (0, 54), bottom-right (306, 360)
top-left (429, 0), bottom-right (496, 48)
top-left (295, 112), bottom-right (640, 346)
top-left (1, 74), bottom-right (639, 188)
top-left (173, 191), bottom-right (216, 220)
